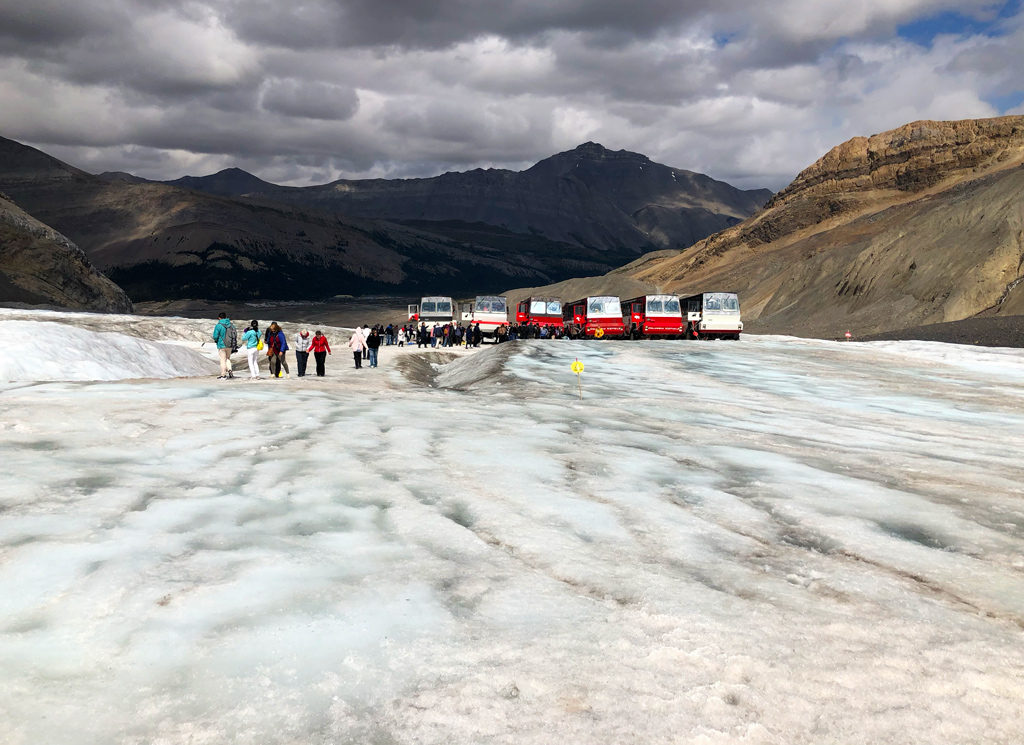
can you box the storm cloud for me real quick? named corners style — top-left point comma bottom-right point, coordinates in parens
top-left (1, 0), bottom-right (1021, 189)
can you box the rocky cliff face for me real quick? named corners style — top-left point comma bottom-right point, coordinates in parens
top-left (619, 116), bottom-right (1024, 337)
top-left (0, 193), bottom-right (133, 312)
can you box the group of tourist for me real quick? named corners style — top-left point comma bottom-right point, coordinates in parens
top-left (414, 322), bottom-right (484, 348)
top-left (210, 315), bottom-right (550, 381)
top-left (211, 313), bottom-right (333, 380)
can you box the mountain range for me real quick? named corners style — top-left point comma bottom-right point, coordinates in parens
top-left (518, 116), bottom-right (1024, 338)
top-left (0, 138), bottom-right (769, 305)
top-left (3, 116), bottom-right (1022, 341)
top-left (617, 116), bottom-right (1024, 337)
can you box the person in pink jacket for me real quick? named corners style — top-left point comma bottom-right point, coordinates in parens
top-left (347, 330), bottom-right (368, 369)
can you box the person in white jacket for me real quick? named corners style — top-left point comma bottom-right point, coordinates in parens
top-left (359, 324), bottom-right (371, 360)
top-left (294, 329), bottom-right (312, 376)
top-left (348, 331), bottom-right (368, 369)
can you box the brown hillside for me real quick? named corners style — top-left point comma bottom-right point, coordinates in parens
top-left (0, 192), bottom-right (133, 312)
top-left (618, 116), bottom-right (1024, 337)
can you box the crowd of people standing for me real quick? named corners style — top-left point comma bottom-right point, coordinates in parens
top-left (210, 316), bottom-right (546, 381)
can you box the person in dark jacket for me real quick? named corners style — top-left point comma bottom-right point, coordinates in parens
top-left (366, 328), bottom-right (382, 368)
top-left (265, 322), bottom-right (290, 378)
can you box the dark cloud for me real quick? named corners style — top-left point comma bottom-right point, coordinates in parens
top-left (261, 79), bottom-right (359, 120)
top-left (223, 0), bottom-right (726, 51)
top-left (0, 0), bottom-right (1021, 192)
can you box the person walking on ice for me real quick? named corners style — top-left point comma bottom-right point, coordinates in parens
top-left (212, 312), bottom-right (237, 379)
top-left (309, 330), bottom-right (332, 376)
top-left (348, 329), bottom-right (368, 369)
top-left (241, 320), bottom-right (262, 379)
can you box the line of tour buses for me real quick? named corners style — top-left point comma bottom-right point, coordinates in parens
top-left (407, 292), bottom-right (742, 340)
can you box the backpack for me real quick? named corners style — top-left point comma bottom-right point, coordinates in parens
top-left (225, 323), bottom-right (238, 352)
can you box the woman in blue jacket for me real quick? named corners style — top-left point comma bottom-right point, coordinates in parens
top-left (265, 322), bottom-right (290, 378)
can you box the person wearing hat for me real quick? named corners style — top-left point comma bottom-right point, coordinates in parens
top-left (293, 329), bottom-right (312, 377)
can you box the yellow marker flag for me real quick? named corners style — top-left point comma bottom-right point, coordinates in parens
top-left (571, 359), bottom-right (584, 399)
top-left (594, 328), bottom-right (605, 339)
top-left (571, 360), bottom-right (584, 374)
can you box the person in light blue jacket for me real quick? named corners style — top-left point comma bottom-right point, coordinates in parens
top-left (211, 313), bottom-right (234, 379)
top-left (241, 320), bottom-right (261, 379)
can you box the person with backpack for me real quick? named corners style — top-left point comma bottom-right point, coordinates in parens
top-left (241, 320), bottom-right (262, 379)
top-left (265, 322), bottom-right (290, 378)
top-left (211, 312), bottom-right (237, 379)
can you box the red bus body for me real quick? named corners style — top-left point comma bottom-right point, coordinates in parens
top-left (622, 294), bottom-right (685, 338)
top-left (563, 296), bottom-right (625, 338)
top-left (515, 297), bottom-right (565, 329)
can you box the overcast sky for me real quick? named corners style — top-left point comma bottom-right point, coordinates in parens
top-left (1, 0), bottom-right (1022, 190)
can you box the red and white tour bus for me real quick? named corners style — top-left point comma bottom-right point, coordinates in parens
top-left (461, 295), bottom-right (508, 339)
top-left (622, 294), bottom-right (685, 339)
top-left (682, 292), bottom-right (743, 340)
top-left (563, 296), bottom-right (625, 338)
top-left (408, 296), bottom-right (459, 325)
top-left (515, 297), bottom-right (565, 330)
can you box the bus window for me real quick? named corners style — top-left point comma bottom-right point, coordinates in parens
top-left (529, 300), bottom-right (546, 315)
top-left (647, 299), bottom-right (663, 313)
top-left (491, 298), bottom-right (506, 313)
top-left (588, 299), bottom-right (603, 313)
top-left (421, 301), bottom-right (437, 313)
top-left (705, 293), bottom-right (739, 312)
top-left (545, 301), bottom-right (561, 315)
top-left (437, 301), bottom-right (452, 313)
top-left (663, 298), bottom-right (681, 313)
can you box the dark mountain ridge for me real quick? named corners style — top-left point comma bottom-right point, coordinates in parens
top-left (167, 142), bottom-right (772, 255)
top-left (0, 137), bottom-right (610, 300)
top-left (0, 136), bottom-right (770, 302)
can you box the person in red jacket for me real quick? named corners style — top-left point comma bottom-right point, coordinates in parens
top-left (309, 330), bottom-right (332, 376)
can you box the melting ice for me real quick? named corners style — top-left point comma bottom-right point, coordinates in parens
top-left (1, 309), bottom-right (1023, 744)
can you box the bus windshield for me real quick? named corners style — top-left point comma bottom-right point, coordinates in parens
top-left (588, 297), bottom-right (621, 316)
top-left (476, 298), bottom-right (506, 313)
top-left (421, 301), bottom-right (436, 313)
top-left (647, 299), bottom-right (663, 313)
top-left (436, 301), bottom-right (452, 314)
top-left (663, 298), bottom-right (681, 313)
top-left (703, 293), bottom-right (739, 312)
top-left (530, 300), bottom-right (561, 315)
